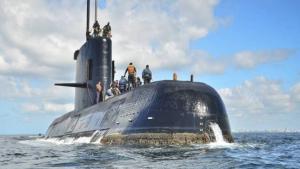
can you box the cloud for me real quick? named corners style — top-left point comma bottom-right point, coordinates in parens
top-left (0, 0), bottom-right (295, 82)
top-left (21, 102), bottom-right (74, 114)
top-left (191, 51), bottom-right (226, 74)
top-left (291, 82), bottom-right (300, 105)
top-left (0, 75), bottom-right (74, 115)
top-left (0, 0), bottom-right (223, 81)
top-left (21, 103), bottom-right (40, 113)
top-left (188, 48), bottom-right (296, 75)
top-left (234, 49), bottom-right (296, 69)
top-left (24, 84), bottom-right (74, 112)
top-left (218, 76), bottom-right (297, 117)
top-left (43, 102), bottom-right (74, 113)
top-left (101, 0), bottom-right (221, 72)
top-left (0, 0), bottom-right (84, 80)
top-left (0, 75), bottom-right (73, 100)
top-left (0, 76), bottom-right (39, 100)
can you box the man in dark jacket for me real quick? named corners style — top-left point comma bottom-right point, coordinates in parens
top-left (119, 76), bottom-right (127, 93)
top-left (93, 20), bottom-right (101, 37)
top-left (142, 65), bottom-right (152, 84)
top-left (102, 22), bottom-right (112, 38)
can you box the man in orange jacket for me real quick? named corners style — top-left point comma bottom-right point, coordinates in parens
top-left (124, 62), bottom-right (137, 89)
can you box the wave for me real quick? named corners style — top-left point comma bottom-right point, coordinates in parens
top-left (19, 131), bottom-right (103, 146)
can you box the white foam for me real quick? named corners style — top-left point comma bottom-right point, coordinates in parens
top-left (208, 142), bottom-right (234, 148)
top-left (208, 122), bottom-right (233, 148)
top-left (19, 131), bottom-right (103, 146)
top-left (35, 137), bottom-right (74, 145)
top-left (73, 136), bottom-right (94, 144)
top-left (209, 122), bottom-right (226, 143)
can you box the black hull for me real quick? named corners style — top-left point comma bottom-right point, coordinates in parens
top-left (46, 80), bottom-right (233, 144)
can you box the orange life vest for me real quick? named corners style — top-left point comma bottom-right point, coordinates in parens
top-left (127, 65), bottom-right (135, 74)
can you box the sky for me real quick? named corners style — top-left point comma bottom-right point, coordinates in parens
top-left (0, 0), bottom-right (299, 134)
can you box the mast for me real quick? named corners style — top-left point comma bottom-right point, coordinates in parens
top-left (86, 0), bottom-right (90, 40)
top-left (95, 0), bottom-right (98, 22)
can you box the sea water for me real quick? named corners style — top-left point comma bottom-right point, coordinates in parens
top-left (1, 132), bottom-right (300, 169)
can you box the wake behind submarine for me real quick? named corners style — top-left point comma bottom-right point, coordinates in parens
top-left (45, 0), bottom-right (233, 145)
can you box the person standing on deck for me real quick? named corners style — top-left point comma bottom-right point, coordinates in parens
top-left (136, 77), bottom-right (142, 86)
top-left (124, 62), bottom-right (137, 89)
top-left (92, 20), bottom-right (101, 37)
top-left (95, 81), bottom-right (103, 103)
top-left (102, 22), bottom-right (112, 38)
top-left (119, 76), bottom-right (127, 93)
top-left (142, 65), bottom-right (152, 84)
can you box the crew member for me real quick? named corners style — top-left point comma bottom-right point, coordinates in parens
top-left (136, 77), bottom-right (142, 86)
top-left (102, 22), bottom-right (112, 38)
top-left (142, 65), bottom-right (152, 84)
top-left (119, 76), bottom-right (127, 93)
top-left (93, 20), bottom-right (101, 37)
top-left (105, 87), bottom-right (113, 100)
top-left (124, 62), bottom-right (137, 89)
top-left (111, 81), bottom-right (121, 96)
top-left (173, 72), bottom-right (177, 81)
top-left (114, 80), bottom-right (119, 89)
top-left (95, 81), bottom-right (103, 103)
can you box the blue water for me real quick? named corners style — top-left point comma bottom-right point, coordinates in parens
top-left (0, 132), bottom-right (299, 169)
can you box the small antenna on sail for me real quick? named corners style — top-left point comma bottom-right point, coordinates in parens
top-left (86, 0), bottom-right (90, 41)
top-left (95, 0), bottom-right (98, 22)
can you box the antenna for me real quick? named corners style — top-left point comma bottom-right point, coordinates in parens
top-left (95, 0), bottom-right (98, 22)
top-left (86, 0), bottom-right (90, 40)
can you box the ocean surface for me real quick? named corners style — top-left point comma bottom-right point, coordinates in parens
top-left (0, 132), bottom-right (299, 169)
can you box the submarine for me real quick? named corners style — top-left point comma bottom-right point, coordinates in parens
top-left (46, 0), bottom-right (233, 145)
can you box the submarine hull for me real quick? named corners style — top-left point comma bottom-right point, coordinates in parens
top-left (46, 80), bottom-right (233, 144)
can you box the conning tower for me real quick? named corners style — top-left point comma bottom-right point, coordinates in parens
top-left (55, 0), bottom-right (112, 111)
